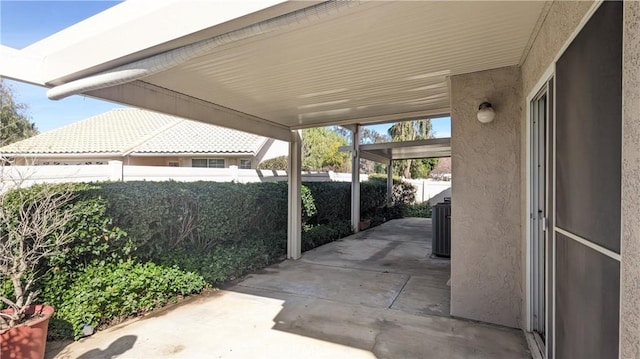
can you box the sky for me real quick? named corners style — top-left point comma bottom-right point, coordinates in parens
top-left (0, 0), bottom-right (451, 138)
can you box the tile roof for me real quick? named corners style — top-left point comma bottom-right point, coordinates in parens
top-left (0, 108), bottom-right (268, 156)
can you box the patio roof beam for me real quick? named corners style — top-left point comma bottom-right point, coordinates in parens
top-left (86, 81), bottom-right (292, 142)
top-left (0, 46), bottom-right (45, 86)
top-left (290, 108), bottom-right (451, 130)
top-left (360, 151), bottom-right (392, 165)
top-left (388, 151), bottom-right (451, 161)
top-left (340, 137), bottom-right (451, 163)
top-left (361, 138), bottom-right (451, 151)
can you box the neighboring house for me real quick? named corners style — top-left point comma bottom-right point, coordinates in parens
top-left (0, 108), bottom-right (288, 168)
top-left (429, 157), bottom-right (451, 181)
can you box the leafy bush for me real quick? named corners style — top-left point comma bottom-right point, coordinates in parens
top-left (405, 202), bottom-right (432, 218)
top-left (158, 241), bottom-right (267, 284)
top-left (44, 260), bottom-right (205, 340)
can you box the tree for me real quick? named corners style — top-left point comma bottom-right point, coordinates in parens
top-left (301, 127), bottom-right (350, 171)
top-left (361, 128), bottom-right (389, 144)
top-left (0, 81), bottom-right (38, 146)
top-left (0, 183), bottom-right (80, 328)
top-left (359, 128), bottom-right (390, 174)
top-left (388, 119), bottom-right (437, 179)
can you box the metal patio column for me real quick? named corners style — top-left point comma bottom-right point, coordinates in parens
top-left (351, 125), bottom-right (361, 233)
top-left (287, 130), bottom-right (302, 259)
top-left (387, 161), bottom-right (393, 205)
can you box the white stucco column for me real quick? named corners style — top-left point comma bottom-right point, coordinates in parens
top-left (287, 130), bottom-right (302, 259)
top-left (387, 161), bottom-right (393, 206)
top-left (351, 125), bottom-right (360, 233)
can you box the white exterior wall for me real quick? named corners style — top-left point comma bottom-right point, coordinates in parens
top-left (0, 165), bottom-right (367, 192)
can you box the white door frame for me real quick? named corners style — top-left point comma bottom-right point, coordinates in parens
top-left (525, 65), bottom-right (554, 359)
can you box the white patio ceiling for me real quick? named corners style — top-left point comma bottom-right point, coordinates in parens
top-left (2, 1), bottom-right (548, 141)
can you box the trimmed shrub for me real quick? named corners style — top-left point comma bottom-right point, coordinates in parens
top-left (303, 180), bottom-right (416, 226)
top-left (94, 181), bottom-right (289, 258)
top-left (302, 221), bottom-right (352, 251)
top-left (47, 185), bottom-right (133, 271)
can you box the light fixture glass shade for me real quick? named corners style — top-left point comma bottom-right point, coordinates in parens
top-left (477, 102), bottom-right (495, 123)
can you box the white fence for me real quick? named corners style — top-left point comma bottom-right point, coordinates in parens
top-left (0, 161), bottom-right (369, 192)
top-left (404, 178), bottom-right (452, 205)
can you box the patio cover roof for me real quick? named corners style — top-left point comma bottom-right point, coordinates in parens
top-left (339, 138), bottom-right (451, 165)
top-left (1, 0), bottom-right (549, 141)
top-left (0, 0), bottom-right (549, 253)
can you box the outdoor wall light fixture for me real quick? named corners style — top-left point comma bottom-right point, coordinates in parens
top-left (477, 102), bottom-right (496, 124)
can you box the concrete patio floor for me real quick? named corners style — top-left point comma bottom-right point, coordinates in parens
top-left (47, 218), bottom-right (531, 359)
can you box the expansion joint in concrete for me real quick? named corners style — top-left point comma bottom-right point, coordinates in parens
top-left (389, 275), bottom-right (411, 309)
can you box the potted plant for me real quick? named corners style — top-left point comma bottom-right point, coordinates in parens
top-left (0, 183), bottom-right (79, 359)
top-left (358, 218), bottom-right (372, 231)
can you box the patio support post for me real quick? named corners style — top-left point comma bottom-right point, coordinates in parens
top-left (351, 125), bottom-right (361, 233)
top-left (387, 161), bottom-right (393, 206)
top-left (287, 130), bottom-right (302, 259)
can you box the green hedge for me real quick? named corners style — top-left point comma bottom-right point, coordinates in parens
top-left (92, 181), bottom-right (290, 259)
top-left (92, 180), bottom-right (414, 261)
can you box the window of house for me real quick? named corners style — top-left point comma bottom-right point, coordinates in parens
top-left (192, 159), bottom-right (208, 167)
top-left (191, 159), bottom-right (225, 168)
top-left (208, 159), bottom-right (225, 168)
top-left (239, 159), bottom-right (252, 169)
top-left (168, 161), bottom-right (180, 167)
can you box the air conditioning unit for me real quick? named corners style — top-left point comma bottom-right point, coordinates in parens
top-left (431, 197), bottom-right (451, 257)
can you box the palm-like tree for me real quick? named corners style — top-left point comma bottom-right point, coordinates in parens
top-left (388, 119), bottom-right (433, 178)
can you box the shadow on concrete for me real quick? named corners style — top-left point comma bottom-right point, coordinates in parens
top-left (226, 219), bottom-right (529, 358)
top-left (75, 335), bottom-right (137, 359)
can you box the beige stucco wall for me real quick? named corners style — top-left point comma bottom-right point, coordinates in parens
top-left (126, 156), bottom-right (170, 166)
top-left (520, 1), bottom-right (594, 94)
top-left (450, 66), bottom-right (523, 328)
top-left (621, 2), bottom-right (640, 357)
top-left (126, 156), bottom-right (255, 168)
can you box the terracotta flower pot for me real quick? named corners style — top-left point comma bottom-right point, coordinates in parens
top-left (1, 305), bottom-right (54, 359)
top-left (359, 219), bottom-right (372, 231)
